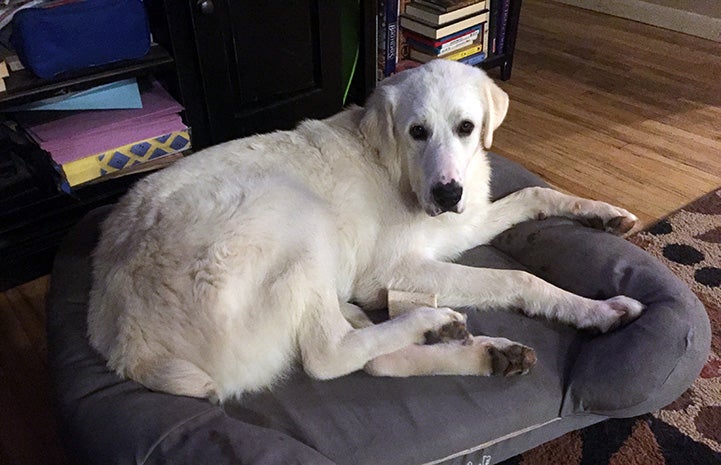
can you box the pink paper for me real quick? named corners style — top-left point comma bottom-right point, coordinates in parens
top-left (48, 115), bottom-right (186, 164)
top-left (17, 81), bottom-right (186, 164)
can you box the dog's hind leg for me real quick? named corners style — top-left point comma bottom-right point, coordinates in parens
top-left (364, 336), bottom-right (536, 377)
top-left (339, 302), bottom-right (374, 329)
top-left (129, 358), bottom-right (219, 402)
top-left (298, 292), bottom-right (467, 380)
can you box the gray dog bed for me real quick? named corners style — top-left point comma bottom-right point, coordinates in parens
top-left (47, 153), bottom-right (710, 465)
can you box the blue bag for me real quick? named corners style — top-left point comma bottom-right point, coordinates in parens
top-left (11, 0), bottom-right (150, 79)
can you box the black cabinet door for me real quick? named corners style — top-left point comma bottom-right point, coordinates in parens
top-left (191, 1), bottom-right (344, 144)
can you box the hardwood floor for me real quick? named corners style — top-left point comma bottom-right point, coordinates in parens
top-left (1, 2), bottom-right (720, 463)
top-left (0, 276), bottom-right (68, 465)
top-left (493, 0), bottom-right (721, 224)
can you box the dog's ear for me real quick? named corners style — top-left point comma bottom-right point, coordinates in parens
top-left (360, 77), bottom-right (401, 152)
top-left (480, 78), bottom-right (509, 150)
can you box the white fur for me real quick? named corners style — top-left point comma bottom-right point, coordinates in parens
top-left (88, 61), bottom-right (643, 402)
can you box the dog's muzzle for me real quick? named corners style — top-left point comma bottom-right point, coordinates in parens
top-left (431, 181), bottom-right (463, 213)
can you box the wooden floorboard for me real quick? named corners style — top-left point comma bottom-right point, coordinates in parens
top-left (0, 276), bottom-right (69, 465)
top-left (492, 0), bottom-right (721, 224)
top-left (2, 1), bottom-right (720, 463)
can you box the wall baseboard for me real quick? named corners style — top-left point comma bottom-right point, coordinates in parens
top-left (554, 0), bottom-right (721, 42)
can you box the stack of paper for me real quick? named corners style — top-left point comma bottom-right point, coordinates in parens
top-left (16, 80), bottom-right (190, 189)
top-left (5, 78), bottom-right (143, 111)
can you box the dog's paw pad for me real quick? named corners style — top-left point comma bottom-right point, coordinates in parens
top-left (605, 215), bottom-right (638, 235)
top-left (576, 200), bottom-right (639, 236)
top-left (488, 343), bottom-right (536, 376)
top-left (424, 320), bottom-right (471, 345)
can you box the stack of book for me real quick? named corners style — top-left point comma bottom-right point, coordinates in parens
top-left (14, 80), bottom-right (191, 191)
top-left (400, 0), bottom-right (489, 66)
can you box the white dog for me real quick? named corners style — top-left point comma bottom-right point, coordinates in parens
top-left (88, 60), bottom-right (643, 403)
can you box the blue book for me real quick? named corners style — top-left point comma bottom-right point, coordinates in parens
top-left (384, 0), bottom-right (399, 77)
top-left (459, 51), bottom-right (487, 66)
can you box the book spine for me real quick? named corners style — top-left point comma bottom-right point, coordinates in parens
top-left (488, 0), bottom-right (499, 54)
top-left (408, 37), bottom-right (470, 56)
top-left (403, 24), bottom-right (480, 47)
top-left (497, 0), bottom-right (509, 53)
top-left (415, 0), bottom-right (487, 13)
top-left (459, 51), bottom-right (486, 66)
top-left (440, 29), bottom-right (479, 53)
top-left (414, 0), bottom-right (446, 12)
top-left (384, 0), bottom-right (399, 77)
top-left (407, 29), bottom-right (479, 55)
top-left (482, 18), bottom-right (489, 53)
top-left (442, 43), bottom-right (483, 60)
top-left (404, 5), bottom-right (438, 25)
top-left (401, 11), bottom-right (487, 40)
top-left (377, 0), bottom-right (387, 81)
top-left (397, 0), bottom-right (414, 61)
top-left (62, 129), bottom-right (191, 187)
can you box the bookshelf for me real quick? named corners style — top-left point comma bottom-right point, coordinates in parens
top-left (481, 0), bottom-right (523, 80)
top-left (362, 0), bottom-right (523, 96)
top-left (0, 45), bottom-right (175, 290)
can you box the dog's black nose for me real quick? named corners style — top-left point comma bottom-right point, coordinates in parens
top-left (431, 181), bottom-right (463, 211)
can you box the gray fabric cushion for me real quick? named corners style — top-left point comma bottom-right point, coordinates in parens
top-left (223, 307), bottom-right (576, 464)
top-left (490, 218), bottom-right (710, 417)
top-left (46, 153), bottom-right (710, 465)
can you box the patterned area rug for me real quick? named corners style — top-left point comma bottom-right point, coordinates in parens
top-left (501, 189), bottom-right (721, 465)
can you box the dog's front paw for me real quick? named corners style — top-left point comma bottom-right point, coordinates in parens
top-left (401, 306), bottom-right (466, 344)
top-left (583, 296), bottom-right (645, 333)
top-left (486, 341), bottom-right (536, 377)
top-left (424, 320), bottom-right (471, 345)
top-left (576, 200), bottom-right (639, 236)
top-left (604, 214), bottom-right (638, 235)
top-left (488, 344), bottom-right (536, 376)
top-left (469, 336), bottom-right (537, 376)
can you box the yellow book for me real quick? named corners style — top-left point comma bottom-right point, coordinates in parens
top-left (410, 42), bottom-right (483, 63)
top-left (61, 129), bottom-right (191, 187)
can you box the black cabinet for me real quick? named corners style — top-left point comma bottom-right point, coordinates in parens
top-left (152, 0), bottom-right (344, 148)
top-left (192, 1), bottom-right (343, 142)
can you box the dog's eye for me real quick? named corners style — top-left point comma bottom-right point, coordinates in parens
top-left (409, 125), bottom-right (429, 141)
top-left (457, 120), bottom-right (475, 137)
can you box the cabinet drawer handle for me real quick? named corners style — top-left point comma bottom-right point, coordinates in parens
top-left (197, 0), bottom-right (214, 15)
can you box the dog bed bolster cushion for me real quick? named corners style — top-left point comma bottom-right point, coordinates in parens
top-left (485, 154), bottom-right (711, 418)
top-left (490, 217), bottom-right (710, 418)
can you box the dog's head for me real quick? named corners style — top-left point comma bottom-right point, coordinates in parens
top-left (360, 60), bottom-right (509, 216)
